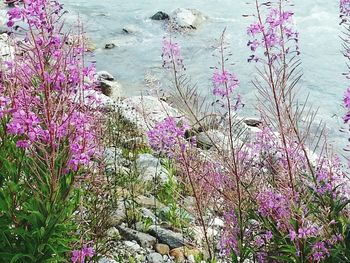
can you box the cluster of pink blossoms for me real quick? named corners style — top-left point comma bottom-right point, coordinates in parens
top-left (212, 70), bottom-right (239, 97)
top-left (161, 37), bottom-right (185, 71)
top-left (147, 117), bottom-right (190, 157)
top-left (340, 0), bottom-right (350, 21)
top-left (1, 0), bottom-right (101, 171)
top-left (71, 246), bottom-right (94, 263)
top-left (247, 5), bottom-right (299, 62)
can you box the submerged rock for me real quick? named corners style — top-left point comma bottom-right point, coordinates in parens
top-left (151, 11), bottom-right (170, 20)
top-left (105, 43), bottom-right (116, 49)
top-left (169, 8), bottom-right (206, 30)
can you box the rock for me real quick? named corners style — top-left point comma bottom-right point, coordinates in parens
top-left (187, 255), bottom-right (195, 263)
top-left (123, 240), bottom-right (141, 251)
top-left (136, 154), bottom-right (169, 184)
top-left (209, 217), bottom-right (225, 228)
top-left (147, 252), bottom-right (164, 263)
top-left (118, 225), bottom-right (156, 248)
top-left (0, 33), bottom-right (13, 60)
top-left (169, 247), bottom-right (185, 262)
top-left (136, 195), bottom-right (165, 209)
top-left (98, 257), bottom-right (118, 263)
top-left (116, 96), bottom-right (181, 132)
top-left (149, 225), bottom-right (186, 249)
top-left (108, 202), bottom-right (126, 226)
top-left (243, 118), bottom-right (262, 127)
top-left (170, 8), bottom-right (206, 30)
top-left (196, 130), bottom-right (228, 150)
top-left (155, 243), bottom-right (170, 255)
top-left (98, 79), bottom-right (121, 99)
top-left (97, 71), bottom-right (115, 81)
top-left (105, 43), bottom-right (116, 49)
top-left (151, 11), bottom-right (170, 20)
top-left (141, 207), bottom-right (158, 223)
top-left (106, 227), bottom-right (120, 239)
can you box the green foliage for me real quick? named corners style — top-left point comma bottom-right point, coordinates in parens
top-left (0, 123), bottom-right (79, 262)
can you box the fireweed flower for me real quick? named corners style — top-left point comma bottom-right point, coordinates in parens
top-left (2, 0), bottom-right (102, 172)
top-left (247, 5), bottom-right (299, 63)
top-left (162, 37), bottom-right (184, 71)
top-left (212, 70), bottom-right (239, 97)
top-left (220, 210), bottom-right (240, 256)
top-left (147, 117), bottom-right (190, 157)
top-left (340, 0), bottom-right (350, 20)
top-left (71, 246), bottom-right (94, 263)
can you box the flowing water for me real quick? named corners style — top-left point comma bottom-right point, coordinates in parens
top-left (2, 1), bottom-right (348, 152)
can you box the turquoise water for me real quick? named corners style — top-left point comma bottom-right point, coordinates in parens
top-left (2, 1), bottom-right (348, 150)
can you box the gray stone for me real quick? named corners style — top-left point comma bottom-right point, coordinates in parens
top-left (149, 225), bottom-right (186, 249)
top-left (136, 154), bottom-right (169, 184)
top-left (116, 96), bottom-right (181, 132)
top-left (170, 8), bottom-right (206, 30)
top-left (97, 71), bottom-right (115, 81)
top-left (141, 207), bottom-right (158, 223)
top-left (118, 225), bottom-right (156, 248)
top-left (98, 79), bottom-right (121, 99)
top-left (147, 252), bottom-right (164, 263)
top-left (136, 195), bottom-right (165, 209)
top-left (98, 257), bottom-right (117, 263)
top-left (123, 240), bottom-right (141, 251)
top-left (196, 130), bottom-right (228, 149)
top-left (0, 33), bottom-right (13, 60)
top-left (108, 202), bottom-right (126, 226)
top-left (151, 11), bottom-right (169, 20)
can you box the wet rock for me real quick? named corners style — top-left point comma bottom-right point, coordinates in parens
top-left (147, 252), bottom-right (164, 263)
top-left (97, 71), bottom-right (115, 81)
top-left (169, 247), bottom-right (185, 262)
top-left (118, 225), bottom-right (156, 248)
top-left (243, 118), bottom-right (262, 127)
top-left (149, 225), bottom-right (186, 249)
top-left (155, 243), bottom-right (170, 255)
top-left (151, 11), bottom-right (170, 20)
top-left (136, 154), bottom-right (169, 184)
top-left (105, 43), bottom-right (116, 49)
top-left (170, 8), bottom-right (206, 30)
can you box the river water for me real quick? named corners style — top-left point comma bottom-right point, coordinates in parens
top-left (2, 1), bottom-right (348, 152)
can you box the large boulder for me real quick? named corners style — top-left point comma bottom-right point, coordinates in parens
top-left (116, 96), bottom-right (182, 132)
top-left (169, 8), bottom-right (206, 30)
